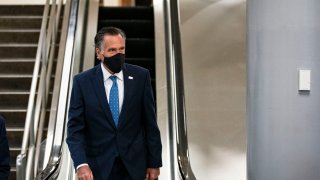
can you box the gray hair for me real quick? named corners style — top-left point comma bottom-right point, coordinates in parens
top-left (94, 27), bottom-right (126, 51)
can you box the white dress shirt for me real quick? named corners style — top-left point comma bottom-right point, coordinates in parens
top-left (101, 63), bottom-right (124, 112)
top-left (76, 63), bottom-right (124, 170)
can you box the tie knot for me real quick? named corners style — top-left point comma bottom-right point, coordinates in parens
top-left (110, 75), bottom-right (117, 82)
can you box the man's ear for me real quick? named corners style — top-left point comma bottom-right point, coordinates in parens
top-left (96, 48), bottom-right (102, 60)
top-left (95, 48), bottom-right (100, 56)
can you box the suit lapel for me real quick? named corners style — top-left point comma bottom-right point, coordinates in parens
top-left (118, 64), bottom-right (135, 128)
top-left (92, 65), bottom-right (117, 129)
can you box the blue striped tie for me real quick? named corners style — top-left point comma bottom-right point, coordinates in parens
top-left (109, 76), bottom-right (119, 127)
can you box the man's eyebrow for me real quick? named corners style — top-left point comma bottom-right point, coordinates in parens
top-left (107, 48), bottom-right (116, 51)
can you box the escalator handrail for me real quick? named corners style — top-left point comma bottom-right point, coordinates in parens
top-left (163, 0), bottom-right (196, 179)
top-left (16, 1), bottom-right (63, 179)
top-left (35, 0), bottom-right (80, 178)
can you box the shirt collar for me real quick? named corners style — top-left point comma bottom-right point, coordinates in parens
top-left (101, 63), bottom-right (123, 82)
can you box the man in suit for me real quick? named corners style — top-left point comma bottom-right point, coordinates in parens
top-left (66, 27), bottom-right (162, 180)
top-left (0, 114), bottom-right (10, 179)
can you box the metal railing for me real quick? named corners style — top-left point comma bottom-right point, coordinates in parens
top-left (36, 0), bottom-right (94, 178)
top-left (16, 0), bottom-right (64, 179)
top-left (40, 0), bottom-right (97, 178)
top-left (163, 0), bottom-right (196, 179)
top-left (36, 0), bottom-right (80, 178)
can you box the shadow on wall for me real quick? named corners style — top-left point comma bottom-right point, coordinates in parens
top-left (179, 0), bottom-right (223, 24)
top-left (179, 0), bottom-right (247, 179)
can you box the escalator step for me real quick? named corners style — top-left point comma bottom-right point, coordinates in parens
top-left (0, 76), bottom-right (54, 91)
top-left (98, 20), bottom-right (154, 38)
top-left (9, 170), bottom-right (16, 180)
top-left (136, 0), bottom-right (153, 6)
top-left (98, 6), bottom-right (156, 98)
top-left (125, 38), bottom-right (154, 58)
top-left (0, 5), bottom-right (44, 16)
top-left (6, 129), bottom-right (48, 154)
top-left (0, 31), bottom-right (61, 44)
top-left (0, 45), bottom-right (37, 58)
top-left (0, 17), bottom-right (42, 30)
top-left (9, 148), bottom-right (20, 167)
top-left (0, 93), bottom-right (53, 109)
top-left (99, 7), bottom-right (153, 20)
top-left (0, 61), bottom-right (35, 74)
top-left (6, 129), bottom-right (23, 148)
top-left (0, 110), bottom-right (27, 127)
top-left (0, 60), bottom-right (57, 75)
top-left (0, 31), bottom-right (40, 44)
top-left (3, 110), bottom-right (50, 128)
top-left (0, 44), bottom-right (59, 58)
top-left (126, 58), bottom-right (155, 78)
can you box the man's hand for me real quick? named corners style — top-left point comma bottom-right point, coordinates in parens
top-left (145, 168), bottom-right (160, 180)
top-left (76, 165), bottom-right (94, 180)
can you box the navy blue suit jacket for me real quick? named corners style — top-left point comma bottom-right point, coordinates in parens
top-left (0, 115), bottom-right (10, 179)
top-left (66, 64), bottom-right (162, 179)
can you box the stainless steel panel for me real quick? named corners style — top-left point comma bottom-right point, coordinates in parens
top-left (180, 0), bottom-right (247, 179)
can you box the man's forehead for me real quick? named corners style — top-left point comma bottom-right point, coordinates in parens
top-left (103, 34), bottom-right (124, 41)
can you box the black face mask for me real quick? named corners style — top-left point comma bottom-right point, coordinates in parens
top-left (103, 53), bottom-right (125, 73)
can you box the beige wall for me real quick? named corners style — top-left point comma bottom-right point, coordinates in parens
top-left (102, 0), bottom-right (120, 6)
top-left (103, 0), bottom-right (134, 6)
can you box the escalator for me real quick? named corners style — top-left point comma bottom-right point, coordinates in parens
top-left (18, 0), bottom-right (196, 179)
top-left (96, 6), bottom-right (156, 99)
top-left (0, 5), bottom-right (54, 180)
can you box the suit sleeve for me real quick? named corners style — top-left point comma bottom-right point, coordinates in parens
top-left (0, 117), bottom-right (10, 179)
top-left (66, 77), bottom-right (87, 169)
top-left (143, 71), bottom-right (163, 168)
